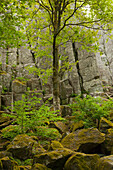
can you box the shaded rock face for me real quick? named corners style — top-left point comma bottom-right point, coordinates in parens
top-left (64, 152), bottom-right (100, 170)
top-left (33, 148), bottom-right (75, 170)
top-left (0, 40), bottom-right (103, 108)
top-left (7, 134), bottom-right (37, 160)
top-left (61, 128), bottom-right (105, 153)
top-left (0, 156), bottom-right (18, 170)
top-left (102, 128), bottom-right (113, 155)
top-left (96, 155), bottom-right (113, 170)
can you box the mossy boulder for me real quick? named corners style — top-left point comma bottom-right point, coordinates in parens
top-left (99, 117), bottom-right (113, 133)
top-left (0, 113), bottom-right (13, 129)
top-left (61, 128), bottom-right (105, 153)
top-left (0, 113), bottom-right (10, 124)
top-left (96, 155), bottom-right (113, 170)
top-left (32, 143), bottom-right (46, 155)
top-left (49, 141), bottom-right (64, 151)
top-left (70, 120), bottom-right (84, 132)
top-left (18, 165), bottom-right (31, 170)
top-left (0, 151), bottom-right (12, 158)
top-left (33, 148), bottom-right (75, 170)
top-left (7, 134), bottom-right (37, 160)
top-left (102, 128), bottom-right (113, 155)
top-left (0, 156), bottom-right (18, 170)
top-left (64, 152), bottom-right (100, 170)
top-left (49, 121), bottom-right (67, 134)
top-left (32, 163), bottom-right (51, 170)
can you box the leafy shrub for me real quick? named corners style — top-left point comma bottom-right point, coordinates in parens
top-left (69, 95), bottom-right (113, 128)
top-left (2, 92), bottom-right (64, 140)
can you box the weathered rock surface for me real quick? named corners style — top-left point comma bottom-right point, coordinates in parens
top-left (7, 134), bottom-right (37, 160)
top-left (61, 128), bottom-right (105, 153)
top-left (33, 148), bottom-right (75, 170)
top-left (49, 141), bottom-right (64, 151)
top-left (64, 152), bottom-right (100, 170)
top-left (32, 163), bottom-right (51, 170)
top-left (102, 128), bottom-right (113, 155)
top-left (99, 117), bottom-right (113, 133)
top-left (70, 120), bottom-right (84, 132)
top-left (0, 156), bottom-right (18, 170)
top-left (96, 155), bottom-right (113, 170)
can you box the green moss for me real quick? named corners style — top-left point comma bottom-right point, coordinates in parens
top-left (64, 153), bottom-right (100, 170)
top-left (50, 141), bottom-right (64, 150)
top-left (70, 120), bottom-right (84, 132)
top-left (32, 163), bottom-right (51, 170)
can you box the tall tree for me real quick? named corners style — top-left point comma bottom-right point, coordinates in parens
top-left (25, 0), bottom-right (113, 111)
top-left (1, 0), bottom-right (113, 111)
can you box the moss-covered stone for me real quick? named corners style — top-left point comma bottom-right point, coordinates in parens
top-left (18, 165), bottom-right (31, 170)
top-left (102, 128), bottom-right (113, 155)
top-left (32, 163), bottom-right (51, 170)
top-left (49, 121), bottom-right (68, 134)
top-left (99, 117), bottom-right (113, 133)
top-left (49, 141), bottom-right (64, 150)
top-left (0, 156), bottom-right (18, 170)
top-left (96, 155), bottom-right (113, 170)
top-left (64, 152), bottom-right (100, 170)
top-left (0, 151), bottom-right (12, 158)
top-left (7, 134), bottom-right (37, 160)
top-left (32, 143), bottom-right (46, 155)
top-left (33, 148), bottom-right (75, 170)
top-left (70, 120), bottom-right (84, 132)
top-left (61, 128), bottom-right (105, 152)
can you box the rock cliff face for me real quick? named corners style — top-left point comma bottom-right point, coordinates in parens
top-left (0, 33), bottom-right (113, 108)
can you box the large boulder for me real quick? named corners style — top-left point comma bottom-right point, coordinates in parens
top-left (32, 163), bottom-right (51, 170)
top-left (70, 120), bottom-right (84, 132)
top-left (96, 155), bottom-right (113, 170)
top-left (33, 148), bottom-right (75, 170)
top-left (64, 152), bottom-right (100, 170)
top-left (49, 121), bottom-right (68, 134)
top-left (99, 117), bottom-right (113, 133)
top-left (7, 134), bottom-right (37, 160)
top-left (102, 128), bottom-right (113, 155)
top-left (61, 128), bottom-right (105, 153)
top-left (0, 156), bottom-right (18, 170)
top-left (49, 141), bottom-right (64, 151)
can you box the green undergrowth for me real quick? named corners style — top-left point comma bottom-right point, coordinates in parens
top-left (69, 95), bottom-right (113, 128)
top-left (2, 92), bottom-right (65, 141)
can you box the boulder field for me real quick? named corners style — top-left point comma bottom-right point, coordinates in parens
top-left (0, 112), bottom-right (113, 170)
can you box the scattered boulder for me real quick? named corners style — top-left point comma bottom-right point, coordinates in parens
top-left (49, 121), bottom-right (68, 134)
top-left (0, 151), bottom-right (12, 158)
top-left (33, 148), bottom-right (75, 170)
top-left (0, 156), bottom-right (18, 170)
top-left (49, 141), bottom-right (64, 150)
top-left (7, 134), bottom-right (37, 160)
top-left (61, 128), bottom-right (105, 153)
top-left (102, 128), bottom-right (113, 155)
top-left (18, 165), bottom-right (31, 170)
top-left (64, 152), bottom-right (100, 170)
top-left (32, 163), bottom-right (51, 170)
top-left (70, 120), bottom-right (84, 132)
top-left (96, 155), bottom-right (113, 170)
top-left (32, 143), bottom-right (46, 155)
top-left (99, 117), bottom-right (113, 133)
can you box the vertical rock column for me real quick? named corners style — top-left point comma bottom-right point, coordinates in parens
top-left (0, 85), bottom-right (2, 110)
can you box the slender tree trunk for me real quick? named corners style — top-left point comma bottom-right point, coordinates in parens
top-left (53, 35), bottom-right (60, 111)
top-left (52, 1), bottom-right (61, 111)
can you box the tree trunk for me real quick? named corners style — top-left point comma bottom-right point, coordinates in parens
top-left (53, 35), bottom-right (60, 111)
